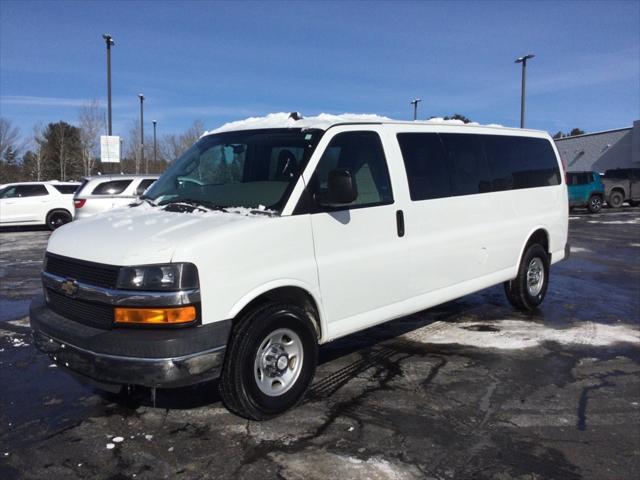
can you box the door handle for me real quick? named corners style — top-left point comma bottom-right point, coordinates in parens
top-left (396, 210), bottom-right (405, 237)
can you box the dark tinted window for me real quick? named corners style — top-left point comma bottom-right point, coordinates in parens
top-left (92, 180), bottom-right (132, 195)
top-left (398, 133), bottom-right (560, 201)
top-left (397, 133), bottom-right (451, 200)
top-left (136, 179), bottom-right (156, 196)
top-left (53, 184), bottom-right (79, 194)
top-left (567, 172), bottom-right (591, 185)
top-left (439, 133), bottom-right (493, 196)
top-left (8, 185), bottom-right (49, 197)
top-left (604, 169), bottom-right (630, 179)
top-left (310, 131), bottom-right (393, 210)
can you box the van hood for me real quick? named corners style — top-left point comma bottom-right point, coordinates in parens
top-left (47, 204), bottom-right (270, 266)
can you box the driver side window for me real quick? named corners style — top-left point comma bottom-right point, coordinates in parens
top-left (309, 131), bottom-right (393, 211)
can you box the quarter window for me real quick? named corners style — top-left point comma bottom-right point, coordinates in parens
top-left (92, 180), bottom-right (133, 195)
top-left (136, 179), bottom-right (156, 196)
top-left (52, 185), bottom-right (79, 194)
top-left (310, 131), bottom-right (393, 210)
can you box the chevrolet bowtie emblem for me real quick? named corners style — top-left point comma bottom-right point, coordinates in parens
top-left (60, 279), bottom-right (79, 297)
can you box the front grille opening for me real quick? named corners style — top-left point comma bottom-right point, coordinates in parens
top-left (46, 254), bottom-right (119, 289)
top-left (46, 289), bottom-right (114, 330)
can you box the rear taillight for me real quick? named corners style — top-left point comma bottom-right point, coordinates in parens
top-left (74, 199), bottom-right (86, 208)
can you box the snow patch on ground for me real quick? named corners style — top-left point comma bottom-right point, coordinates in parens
top-left (270, 451), bottom-right (421, 480)
top-left (403, 320), bottom-right (640, 350)
top-left (587, 218), bottom-right (640, 225)
top-left (571, 246), bottom-right (591, 253)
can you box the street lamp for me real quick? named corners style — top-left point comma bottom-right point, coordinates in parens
top-left (102, 34), bottom-right (115, 135)
top-left (410, 98), bottom-right (422, 121)
top-left (138, 93), bottom-right (145, 173)
top-left (515, 54), bottom-right (535, 128)
top-left (152, 120), bottom-right (157, 165)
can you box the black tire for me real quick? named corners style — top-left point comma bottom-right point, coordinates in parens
top-left (46, 209), bottom-right (72, 230)
top-left (629, 200), bottom-right (640, 207)
top-left (219, 303), bottom-right (318, 420)
top-left (503, 244), bottom-right (550, 312)
top-left (587, 195), bottom-right (603, 214)
top-left (608, 191), bottom-right (624, 208)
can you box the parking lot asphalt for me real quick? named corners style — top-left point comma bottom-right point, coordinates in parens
top-left (1, 208), bottom-right (639, 480)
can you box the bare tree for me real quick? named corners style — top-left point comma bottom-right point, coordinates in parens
top-left (159, 119), bottom-right (205, 164)
top-left (0, 117), bottom-right (21, 160)
top-left (25, 123), bottom-right (46, 181)
top-left (79, 100), bottom-right (104, 176)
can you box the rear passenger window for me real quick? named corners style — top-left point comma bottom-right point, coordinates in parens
top-left (397, 133), bottom-right (451, 200)
top-left (310, 131), bottom-right (393, 210)
top-left (397, 133), bottom-right (561, 201)
top-left (136, 179), bottom-right (156, 196)
top-left (13, 185), bottom-right (49, 197)
top-left (53, 185), bottom-right (79, 194)
top-left (92, 180), bottom-right (132, 195)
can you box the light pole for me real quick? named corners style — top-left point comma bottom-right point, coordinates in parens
top-left (102, 34), bottom-right (114, 135)
top-left (138, 94), bottom-right (145, 173)
top-left (515, 54), bottom-right (535, 128)
top-left (410, 98), bottom-right (422, 120)
top-left (152, 120), bottom-right (157, 165)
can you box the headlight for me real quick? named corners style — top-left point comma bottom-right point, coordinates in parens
top-left (116, 263), bottom-right (199, 291)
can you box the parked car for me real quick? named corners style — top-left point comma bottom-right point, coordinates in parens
top-left (30, 114), bottom-right (569, 420)
top-left (601, 168), bottom-right (640, 208)
top-left (0, 181), bottom-right (80, 230)
top-left (73, 174), bottom-right (158, 219)
top-left (567, 171), bottom-right (604, 213)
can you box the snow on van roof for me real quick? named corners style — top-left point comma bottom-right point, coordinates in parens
top-left (204, 112), bottom-right (507, 136)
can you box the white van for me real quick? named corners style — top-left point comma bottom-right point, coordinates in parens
top-left (30, 113), bottom-right (569, 419)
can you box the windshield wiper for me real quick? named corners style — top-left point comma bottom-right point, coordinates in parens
top-left (159, 198), bottom-right (228, 213)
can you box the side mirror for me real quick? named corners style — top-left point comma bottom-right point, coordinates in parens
top-left (316, 168), bottom-right (358, 206)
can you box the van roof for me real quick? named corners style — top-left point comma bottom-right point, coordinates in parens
top-left (204, 112), bottom-right (546, 136)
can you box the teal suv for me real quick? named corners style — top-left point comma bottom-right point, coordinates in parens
top-left (567, 171), bottom-right (604, 213)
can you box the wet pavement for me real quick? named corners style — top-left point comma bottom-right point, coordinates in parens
top-left (1, 209), bottom-right (639, 480)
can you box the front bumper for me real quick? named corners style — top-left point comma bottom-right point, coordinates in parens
top-left (30, 296), bottom-right (232, 389)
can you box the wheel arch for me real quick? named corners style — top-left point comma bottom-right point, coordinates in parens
top-left (516, 227), bottom-right (550, 272)
top-left (228, 281), bottom-right (325, 341)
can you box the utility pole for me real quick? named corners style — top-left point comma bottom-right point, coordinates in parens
top-left (102, 34), bottom-right (115, 135)
top-left (138, 94), bottom-right (145, 173)
top-left (515, 54), bottom-right (535, 128)
top-left (410, 99), bottom-right (422, 121)
top-left (153, 120), bottom-right (157, 165)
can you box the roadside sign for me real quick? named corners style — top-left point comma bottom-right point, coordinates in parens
top-left (100, 135), bottom-right (121, 163)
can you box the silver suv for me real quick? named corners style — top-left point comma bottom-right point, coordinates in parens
top-left (73, 175), bottom-right (158, 219)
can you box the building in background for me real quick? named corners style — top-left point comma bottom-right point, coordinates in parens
top-left (555, 120), bottom-right (640, 173)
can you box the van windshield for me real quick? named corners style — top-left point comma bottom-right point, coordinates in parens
top-left (144, 128), bottom-right (322, 212)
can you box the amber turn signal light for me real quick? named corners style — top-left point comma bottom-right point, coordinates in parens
top-left (114, 306), bottom-right (196, 325)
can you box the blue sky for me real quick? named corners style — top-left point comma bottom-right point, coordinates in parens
top-left (1, 0), bottom-right (638, 143)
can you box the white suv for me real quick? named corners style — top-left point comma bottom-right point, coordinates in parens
top-left (30, 113), bottom-right (569, 419)
top-left (73, 175), bottom-right (158, 219)
top-left (0, 181), bottom-right (80, 230)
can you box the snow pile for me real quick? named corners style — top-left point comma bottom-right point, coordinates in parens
top-left (206, 112), bottom-right (393, 134)
top-left (205, 112), bottom-right (505, 135)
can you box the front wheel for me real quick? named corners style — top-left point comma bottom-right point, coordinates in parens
top-left (504, 244), bottom-right (550, 312)
top-left (588, 195), bottom-right (603, 213)
top-left (46, 210), bottom-right (72, 230)
top-left (219, 303), bottom-right (318, 420)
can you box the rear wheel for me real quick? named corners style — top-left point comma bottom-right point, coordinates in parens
top-left (587, 195), bottom-right (603, 213)
top-left (46, 210), bottom-right (72, 230)
top-left (504, 244), bottom-right (550, 312)
top-left (608, 191), bottom-right (624, 208)
top-left (219, 303), bottom-right (318, 420)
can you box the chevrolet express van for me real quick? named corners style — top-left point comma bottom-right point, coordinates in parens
top-left (30, 113), bottom-right (569, 419)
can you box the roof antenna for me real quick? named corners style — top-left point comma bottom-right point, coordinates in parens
top-left (289, 112), bottom-right (303, 121)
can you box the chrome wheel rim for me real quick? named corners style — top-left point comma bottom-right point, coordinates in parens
top-left (526, 257), bottom-right (544, 297)
top-left (254, 328), bottom-right (303, 397)
top-left (591, 197), bottom-right (601, 210)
